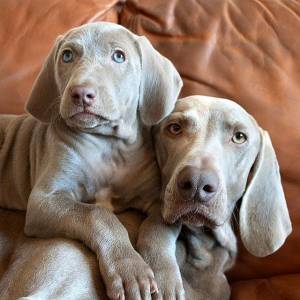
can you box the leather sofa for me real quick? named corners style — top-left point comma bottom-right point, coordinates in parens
top-left (0, 1), bottom-right (299, 299)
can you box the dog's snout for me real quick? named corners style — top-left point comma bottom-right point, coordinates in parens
top-left (70, 86), bottom-right (96, 106)
top-left (177, 166), bottom-right (219, 203)
top-left (197, 169), bottom-right (219, 203)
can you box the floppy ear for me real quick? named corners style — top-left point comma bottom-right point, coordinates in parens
top-left (137, 36), bottom-right (183, 126)
top-left (25, 36), bottom-right (63, 123)
top-left (239, 129), bottom-right (292, 257)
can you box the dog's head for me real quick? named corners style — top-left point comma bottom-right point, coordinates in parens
top-left (154, 95), bottom-right (292, 257)
top-left (26, 22), bottom-right (182, 138)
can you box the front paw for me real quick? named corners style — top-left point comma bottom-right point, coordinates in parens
top-left (102, 251), bottom-right (158, 300)
top-left (152, 261), bottom-right (185, 300)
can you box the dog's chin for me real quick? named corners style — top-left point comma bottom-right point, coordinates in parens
top-left (180, 212), bottom-right (218, 227)
top-left (164, 212), bottom-right (217, 228)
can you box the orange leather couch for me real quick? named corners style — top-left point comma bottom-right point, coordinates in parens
top-left (0, 1), bottom-right (299, 299)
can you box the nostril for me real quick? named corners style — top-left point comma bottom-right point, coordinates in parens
top-left (179, 180), bottom-right (193, 190)
top-left (71, 92), bottom-right (81, 99)
top-left (86, 93), bottom-right (95, 99)
top-left (202, 184), bottom-right (215, 193)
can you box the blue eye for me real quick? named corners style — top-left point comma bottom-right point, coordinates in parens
top-left (112, 49), bottom-right (126, 63)
top-left (62, 49), bottom-right (73, 63)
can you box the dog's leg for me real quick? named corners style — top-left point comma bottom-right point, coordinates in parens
top-left (137, 205), bottom-right (184, 300)
top-left (25, 187), bottom-right (157, 300)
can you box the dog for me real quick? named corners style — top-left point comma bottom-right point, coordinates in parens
top-left (0, 22), bottom-right (184, 300)
top-left (149, 95), bottom-right (292, 298)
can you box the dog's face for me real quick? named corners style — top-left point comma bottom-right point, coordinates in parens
top-left (56, 24), bottom-right (141, 131)
top-left (155, 96), bottom-right (260, 226)
top-left (26, 22), bottom-right (182, 137)
top-left (154, 95), bottom-right (291, 257)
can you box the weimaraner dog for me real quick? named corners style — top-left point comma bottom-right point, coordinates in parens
top-left (139, 95), bottom-right (292, 299)
top-left (0, 22), bottom-right (184, 300)
top-left (153, 95), bottom-right (292, 262)
top-left (0, 95), bottom-right (292, 300)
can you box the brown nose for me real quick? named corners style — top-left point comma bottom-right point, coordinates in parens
top-left (70, 86), bottom-right (96, 106)
top-left (177, 166), bottom-right (219, 203)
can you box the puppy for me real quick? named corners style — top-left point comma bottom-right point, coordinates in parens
top-left (0, 22), bottom-right (183, 300)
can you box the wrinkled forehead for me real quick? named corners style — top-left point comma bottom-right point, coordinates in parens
top-left (62, 23), bottom-right (138, 55)
top-left (170, 96), bottom-right (258, 131)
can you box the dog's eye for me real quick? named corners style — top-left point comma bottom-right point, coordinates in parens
top-left (167, 123), bottom-right (182, 135)
top-left (62, 49), bottom-right (73, 63)
top-left (112, 49), bottom-right (126, 63)
top-left (232, 132), bottom-right (247, 144)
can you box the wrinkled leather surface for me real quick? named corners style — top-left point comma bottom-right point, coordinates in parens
top-left (0, 0), bottom-right (299, 299)
top-left (231, 273), bottom-right (300, 299)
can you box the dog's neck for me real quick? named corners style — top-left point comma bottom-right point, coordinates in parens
top-left (50, 114), bottom-right (158, 212)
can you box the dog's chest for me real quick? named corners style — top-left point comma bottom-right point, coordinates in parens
top-left (94, 139), bottom-right (160, 213)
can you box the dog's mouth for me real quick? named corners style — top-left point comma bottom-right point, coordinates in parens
top-left (163, 205), bottom-right (218, 228)
top-left (67, 109), bottom-right (114, 128)
top-left (70, 110), bottom-right (109, 122)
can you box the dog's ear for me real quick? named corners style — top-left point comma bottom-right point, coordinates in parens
top-left (136, 36), bottom-right (183, 126)
top-left (239, 129), bottom-right (292, 257)
top-left (25, 35), bottom-right (63, 123)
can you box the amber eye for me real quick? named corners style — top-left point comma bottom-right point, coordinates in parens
top-left (232, 132), bottom-right (247, 144)
top-left (167, 123), bottom-right (182, 135)
top-left (62, 49), bottom-right (73, 63)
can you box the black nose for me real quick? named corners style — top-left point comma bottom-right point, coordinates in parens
top-left (177, 166), bottom-right (219, 203)
top-left (70, 86), bottom-right (96, 106)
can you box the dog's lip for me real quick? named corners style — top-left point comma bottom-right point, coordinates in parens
top-left (75, 111), bottom-right (97, 116)
top-left (71, 111), bottom-right (110, 123)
